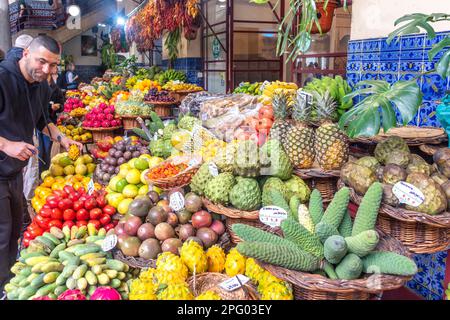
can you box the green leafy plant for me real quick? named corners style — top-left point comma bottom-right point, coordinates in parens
top-left (338, 80), bottom-right (422, 138)
top-left (387, 13), bottom-right (450, 79)
top-left (165, 27), bottom-right (182, 65)
top-left (101, 43), bottom-right (118, 70)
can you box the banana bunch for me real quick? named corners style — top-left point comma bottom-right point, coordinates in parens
top-left (162, 81), bottom-right (203, 92)
top-left (233, 82), bottom-right (263, 95)
top-left (303, 76), bottom-right (353, 118)
top-left (157, 70), bottom-right (187, 85)
top-left (258, 81), bottom-right (298, 105)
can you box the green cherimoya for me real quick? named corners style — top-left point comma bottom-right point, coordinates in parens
top-left (236, 241), bottom-right (321, 272)
top-left (384, 150), bottom-right (410, 168)
top-left (262, 177), bottom-right (289, 206)
top-left (178, 115), bottom-right (202, 132)
top-left (233, 140), bottom-right (261, 177)
top-left (407, 154), bottom-right (431, 176)
top-left (163, 123), bottom-right (178, 141)
top-left (355, 156), bottom-right (380, 172)
top-left (204, 172), bottom-right (236, 206)
top-left (284, 176), bottom-right (311, 203)
top-left (362, 251), bottom-right (418, 276)
top-left (259, 140), bottom-right (293, 181)
top-left (374, 136), bottom-right (410, 164)
top-left (229, 177), bottom-right (261, 211)
top-left (190, 162), bottom-right (214, 196)
top-left (214, 143), bottom-right (236, 173)
top-left (405, 173), bottom-right (447, 215)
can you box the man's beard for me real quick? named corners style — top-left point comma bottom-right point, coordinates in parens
top-left (25, 61), bottom-right (47, 82)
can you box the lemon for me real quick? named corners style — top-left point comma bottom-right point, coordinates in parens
top-left (122, 184), bottom-right (139, 198)
top-left (118, 198), bottom-right (134, 214)
top-left (126, 168), bottom-right (141, 185)
top-left (108, 176), bottom-right (122, 192)
top-left (134, 158), bottom-right (149, 171)
top-left (138, 184), bottom-right (149, 195)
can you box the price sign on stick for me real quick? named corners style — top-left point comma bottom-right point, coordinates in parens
top-left (87, 179), bottom-right (95, 195)
top-left (170, 192), bottom-right (185, 212)
top-left (259, 206), bottom-right (288, 227)
top-left (209, 162), bottom-right (219, 177)
top-left (101, 234), bottom-right (118, 252)
top-left (219, 275), bottom-right (250, 292)
top-left (392, 181), bottom-right (425, 207)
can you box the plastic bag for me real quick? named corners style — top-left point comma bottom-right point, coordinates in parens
top-left (23, 133), bottom-right (39, 201)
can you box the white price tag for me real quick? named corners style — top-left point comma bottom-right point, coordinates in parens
top-left (219, 275), bottom-right (250, 292)
top-left (101, 234), bottom-right (118, 252)
top-left (189, 158), bottom-right (200, 168)
top-left (201, 113), bottom-right (208, 121)
top-left (392, 181), bottom-right (425, 207)
top-left (259, 206), bottom-right (288, 227)
top-left (87, 179), bottom-right (95, 195)
top-left (209, 162), bottom-right (219, 177)
top-left (170, 192), bottom-right (185, 212)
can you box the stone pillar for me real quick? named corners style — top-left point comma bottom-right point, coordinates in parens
top-left (0, 0), bottom-right (11, 54)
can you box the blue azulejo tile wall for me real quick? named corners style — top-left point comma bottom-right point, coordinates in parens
top-left (346, 31), bottom-right (450, 127)
top-left (162, 58), bottom-right (204, 88)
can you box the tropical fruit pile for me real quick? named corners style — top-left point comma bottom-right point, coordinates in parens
top-left (5, 226), bottom-right (134, 300)
top-left (113, 190), bottom-right (227, 260)
top-left (82, 103), bottom-right (122, 129)
top-left (233, 184), bottom-right (418, 280)
top-left (42, 152), bottom-right (96, 181)
top-left (233, 82), bottom-right (263, 95)
top-left (90, 136), bottom-right (121, 160)
top-left (258, 81), bottom-right (298, 105)
top-left (162, 81), bottom-right (203, 92)
top-left (341, 137), bottom-right (450, 215)
top-left (57, 125), bottom-right (92, 143)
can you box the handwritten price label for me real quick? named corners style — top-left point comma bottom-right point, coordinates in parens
top-left (219, 275), bottom-right (250, 292)
top-left (259, 206), bottom-right (288, 227)
top-left (392, 181), bottom-right (425, 207)
top-left (101, 235), bottom-right (118, 252)
top-left (87, 179), bottom-right (95, 195)
top-left (170, 192), bottom-right (185, 212)
top-left (209, 162), bottom-right (219, 177)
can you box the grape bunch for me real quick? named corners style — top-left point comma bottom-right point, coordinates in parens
top-left (144, 89), bottom-right (176, 103)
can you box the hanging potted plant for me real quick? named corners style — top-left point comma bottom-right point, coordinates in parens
top-left (310, 0), bottom-right (339, 34)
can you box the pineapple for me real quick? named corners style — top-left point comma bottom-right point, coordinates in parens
top-left (245, 258), bottom-right (266, 285)
top-left (68, 144), bottom-right (80, 161)
top-left (260, 281), bottom-right (293, 300)
top-left (155, 252), bottom-right (188, 284)
top-left (225, 248), bottom-right (247, 277)
top-left (157, 283), bottom-right (194, 300)
top-left (269, 91), bottom-right (292, 142)
top-left (195, 290), bottom-right (221, 300)
top-left (313, 90), bottom-right (349, 170)
top-left (180, 240), bottom-right (208, 275)
top-left (206, 245), bottom-right (226, 273)
top-left (284, 92), bottom-right (315, 169)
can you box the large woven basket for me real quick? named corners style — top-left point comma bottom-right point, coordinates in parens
top-left (112, 232), bottom-right (231, 269)
top-left (120, 115), bottom-right (150, 130)
top-left (338, 180), bottom-right (450, 254)
top-left (225, 217), bottom-right (281, 244)
top-left (202, 198), bottom-right (260, 220)
top-left (258, 230), bottom-right (413, 300)
top-left (146, 156), bottom-right (202, 190)
top-left (187, 272), bottom-right (259, 300)
top-left (294, 168), bottom-right (340, 203)
top-left (83, 126), bottom-right (122, 143)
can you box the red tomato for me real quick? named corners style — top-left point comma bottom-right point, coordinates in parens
top-left (84, 198), bottom-right (97, 210)
top-left (68, 192), bottom-right (80, 202)
top-left (89, 208), bottom-right (102, 220)
top-left (39, 207), bottom-right (52, 218)
top-left (79, 195), bottom-right (88, 203)
top-left (73, 200), bottom-right (84, 211)
top-left (256, 118), bottom-right (273, 132)
top-left (23, 238), bottom-right (30, 247)
top-left (78, 187), bottom-right (86, 195)
top-left (62, 221), bottom-right (75, 229)
top-left (258, 105), bottom-right (274, 120)
top-left (28, 222), bottom-right (39, 231)
top-left (76, 220), bottom-right (88, 227)
top-left (35, 215), bottom-right (50, 230)
top-left (49, 220), bottom-right (63, 229)
top-left (96, 196), bottom-right (107, 208)
top-left (99, 214), bottom-right (111, 226)
top-left (58, 199), bottom-right (73, 211)
top-left (46, 197), bottom-right (59, 209)
top-left (24, 231), bottom-right (32, 240)
top-left (104, 223), bottom-right (114, 232)
top-left (42, 204), bottom-right (51, 210)
top-left (52, 190), bottom-right (65, 198)
top-left (63, 185), bottom-right (75, 195)
top-left (88, 220), bottom-right (101, 229)
top-left (51, 208), bottom-right (63, 220)
top-left (63, 209), bottom-right (76, 221)
top-left (102, 205), bottom-right (116, 216)
top-left (29, 225), bottom-right (44, 238)
top-left (76, 209), bottom-right (89, 221)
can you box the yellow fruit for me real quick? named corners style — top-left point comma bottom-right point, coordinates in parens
top-left (59, 155), bottom-right (73, 167)
top-left (195, 290), bottom-right (221, 300)
top-left (128, 158), bottom-right (137, 169)
top-left (139, 154), bottom-right (152, 161)
top-left (140, 169), bottom-right (149, 185)
top-left (63, 165), bottom-right (75, 176)
top-left (74, 157), bottom-right (84, 167)
top-left (118, 198), bottom-right (133, 214)
top-left (129, 278), bottom-right (156, 300)
top-left (41, 170), bottom-right (51, 181)
top-left (155, 252), bottom-right (188, 284)
top-left (147, 157), bottom-right (164, 168)
top-left (245, 258), bottom-right (265, 285)
top-left (116, 179), bottom-right (128, 193)
top-left (86, 163), bottom-right (96, 174)
top-left (206, 245), bottom-right (226, 273)
top-left (260, 281), bottom-right (293, 300)
top-left (75, 164), bottom-right (87, 176)
top-left (180, 240), bottom-right (208, 275)
top-left (126, 168), bottom-right (141, 185)
top-left (225, 248), bottom-right (246, 277)
top-left (50, 164), bottom-right (64, 177)
top-left (82, 154), bottom-right (93, 164)
top-left (118, 164), bottom-right (131, 178)
top-left (108, 193), bottom-right (125, 208)
top-left (157, 283), bottom-right (194, 300)
top-left (122, 184), bottom-right (139, 198)
top-left (138, 185), bottom-right (149, 195)
top-left (134, 158), bottom-right (149, 171)
top-left (108, 176), bottom-right (122, 192)
top-left (42, 176), bottom-right (55, 188)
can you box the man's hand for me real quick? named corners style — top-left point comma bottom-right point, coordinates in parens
top-left (51, 102), bottom-right (61, 111)
top-left (60, 136), bottom-right (83, 152)
top-left (2, 141), bottom-right (37, 161)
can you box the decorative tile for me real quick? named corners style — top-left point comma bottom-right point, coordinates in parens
top-left (348, 53), bottom-right (362, 62)
top-left (360, 73), bottom-right (378, 81)
top-left (362, 52), bottom-right (380, 61)
top-left (423, 62), bottom-right (436, 72)
top-left (346, 62), bottom-right (361, 72)
top-left (400, 61), bottom-right (423, 72)
top-left (429, 292), bottom-right (443, 301)
top-left (398, 73), bottom-right (420, 82)
top-left (381, 38), bottom-right (401, 52)
top-left (346, 72), bottom-right (360, 88)
top-left (400, 50), bottom-right (425, 61)
top-left (380, 50), bottom-right (400, 61)
top-left (401, 35), bottom-right (426, 50)
top-left (363, 39), bottom-right (381, 52)
top-left (362, 62), bottom-right (379, 72)
top-left (379, 62), bottom-right (399, 72)
top-left (348, 41), bottom-right (363, 53)
top-left (421, 74), bottom-right (448, 100)
top-left (425, 32), bottom-right (450, 48)
top-left (378, 73), bottom-right (399, 83)
top-left (406, 280), bottom-right (433, 300)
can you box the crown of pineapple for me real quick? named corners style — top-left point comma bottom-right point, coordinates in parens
top-left (271, 91), bottom-right (290, 121)
top-left (292, 91), bottom-right (312, 122)
top-left (313, 90), bottom-right (337, 122)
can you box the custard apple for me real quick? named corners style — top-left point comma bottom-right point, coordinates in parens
top-left (229, 177), bottom-right (261, 211)
top-left (259, 140), bottom-right (293, 180)
top-left (178, 115), bottom-right (202, 132)
top-left (340, 161), bottom-right (377, 195)
top-left (233, 140), bottom-right (261, 177)
top-left (374, 136), bottom-right (410, 164)
top-left (262, 177), bottom-right (289, 207)
top-left (406, 173), bottom-right (447, 215)
top-left (190, 162), bottom-right (214, 196)
top-left (204, 173), bottom-right (236, 205)
top-left (407, 154), bottom-right (431, 176)
top-left (355, 156), bottom-right (380, 172)
top-left (385, 150), bottom-right (410, 168)
top-left (284, 175), bottom-right (311, 203)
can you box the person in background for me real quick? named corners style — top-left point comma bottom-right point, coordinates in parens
top-left (0, 35), bottom-right (82, 296)
top-left (65, 62), bottom-right (79, 90)
top-left (17, 0), bottom-right (32, 32)
top-left (6, 34), bottom-right (34, 62)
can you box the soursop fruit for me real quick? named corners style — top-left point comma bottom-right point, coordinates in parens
top-left (433, 148), bottom-right (450, 178)
top-left (262, 177), bottom-right (289, 207)
top-left (356, 156), bottom-right (380, 172)
top-left (340, 161), bottom-right (377, 195)
top-left (214, 144), bottom-right (237, 173)
top-left (163, 123), bottom-right (177, 141)
top-left (405, 173), bottom-right (447, 215)
top-left (190, 162), bottom-right (214, 196)
top-left (233, 140), bottom-right (261, 177)
top-left (178, 115), bottom-right (202, 132)
top-left (384, 150), bottom-right (410, 168)
top-left (229, 177), bottom-right (262, 211)
top-left (260, 140), bottom-right (293, 180)
top-left (284, 175), bottom-right (311, 203)
top-left (382, 164), bottom-right (407, 185)
top-left (374, 136), bottom-right (410, 164)
top-left (407, 154), bottom-right (431, 176)
top-left (204, 173), bottom-right (236, 205)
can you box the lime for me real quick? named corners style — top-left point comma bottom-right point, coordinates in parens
top-left (134, 158), bottom-right (149, 171)
top-left (116, 178), bottom-right (128, 193)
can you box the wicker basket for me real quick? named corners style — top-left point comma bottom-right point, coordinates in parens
top-left (83, 126), bottom-right (121, 143)
top-left (225, 218), bottom-right (282, 244)
top-left (338, 180), bottom-right (450, 254)
top-left (294, 168), bottom-right (339, 203)
top-left (203, 198), bottom-right (260, 220)
top-left (112, 232), bottom-right (232, 269)
top-left (187, 272), bottom-right (259, 300)
top-left (170, 90), bottom-right (203, 103)
top-left (146, 155), bottom-right (202, 190)
top-left (258, 230), bottom-right (413, 300)
top-left (350, 126), bottom-right (447, 146)
top-left (120, 115), bottom-right (151, 130)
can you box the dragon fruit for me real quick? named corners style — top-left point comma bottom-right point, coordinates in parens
top-left (58, 289), bottom-right (87, 300)
top-left (106, 114), bottom-right (114, 121)
top-left (102, 120), bottom-right (111, 128)
top-left (90, 287), bottom-right (122, 300)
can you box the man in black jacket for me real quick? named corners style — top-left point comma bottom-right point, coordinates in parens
top-left (0, 35), bottom-right (81, 294)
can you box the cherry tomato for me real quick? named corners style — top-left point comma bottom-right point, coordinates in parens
top-left (29, 225), bottom-right (44, 238)
top-left (42, 204), bottom-right (51, 210)
top-left (76, 209), bottom-right (89, 221)
top-left (52, 190), bottom-right (65, 198)
top-left (76, 220), bottom-right (88, 227)
top-left (104, 223), bottom-right (114, 232)
top-left (39, 207), bottom-right (52, 218)
top-left (63, 209), bottom-right (76, 221)
top-left (73, 200), bottom-right (84, 212)
top-left (23, 231), bottom-right (32, 240)
top-left (51, 208), bottom-right (63, 220)
top-left (88, 220), bottom-right (101, 229)
top-left (63, 185), bottom-right (75, 195)
top-left (84, 198), bottom-right (97, 210)
top-left (48, 220), bottom-right (63, 229)
top-left (96, 196), bottom-right (107, 208)
top-left (46, 196), bottom-right (59, 209)
top-left (79, 195), bottom-right (88, 203)
top-left (78, 187), bottom-right (86, 195)
top-left (89, 208), bottom-right (102, 220)
top-left (63, 221), bottom-right (75, 229)
top-left (99, 214), bottom-right (111, 226)
top-left (102, 205), bottom-right (116, 216)
top-left (23, 238), bottom-right (31, 247)
top-left (58, 199), bottom-right (73, 211)
top-left (35, 215), bottom-right (50, 230)
top-left (68, 192), bottom-right (80, 202)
